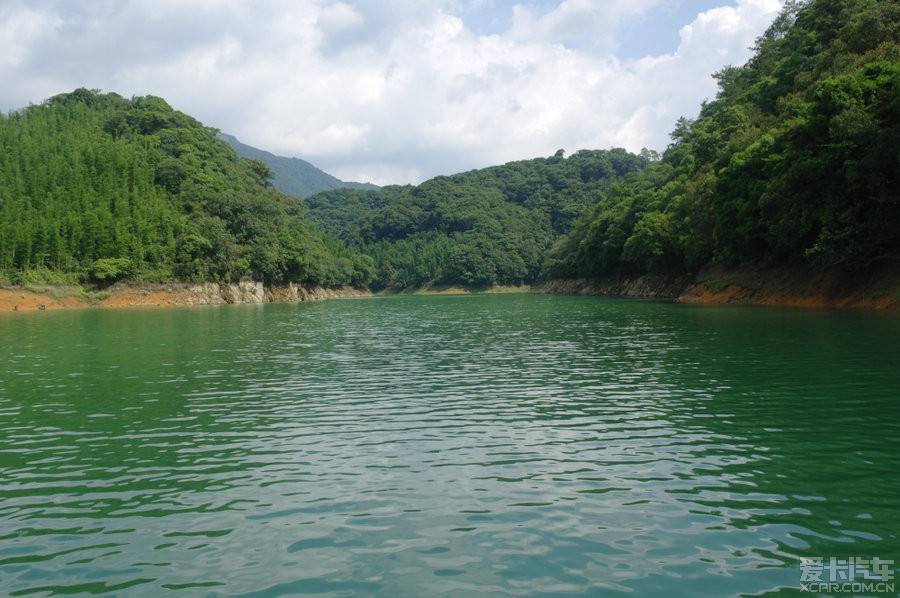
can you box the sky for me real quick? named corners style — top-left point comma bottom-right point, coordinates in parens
top-left (0, 0), bottom-right (784, 185)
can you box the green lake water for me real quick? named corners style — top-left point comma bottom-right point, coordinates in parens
top-left (1, 294), bottom-right (898, 597)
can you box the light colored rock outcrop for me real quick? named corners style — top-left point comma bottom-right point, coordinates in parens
top-left (174, 282), bottom-right (369, 306)
top-left (0, 282), bottom-right (371, 312)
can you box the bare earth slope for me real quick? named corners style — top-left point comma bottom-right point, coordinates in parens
top-left (543, 263), bottom-right (900, 311)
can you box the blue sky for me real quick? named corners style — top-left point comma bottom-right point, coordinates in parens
top-left (617, 1), bottom-right (745, 58)
top-left (464, 0), bottom-right (733, 57)
top-left (0, 0), bottom-right (783, 185)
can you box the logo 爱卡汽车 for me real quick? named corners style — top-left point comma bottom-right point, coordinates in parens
top-left (800, 557), bottom-right (895, 593)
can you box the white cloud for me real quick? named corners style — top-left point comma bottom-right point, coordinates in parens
top-left (318, 2), bottom-right (365, 31)
top-left (510, 0), bottom-right (661, 53)
top-left (0, 6), bottom-right (58, 68)
top-left (612, 0), bottom-right (783, 147)
top-left (0, 0), bottom-right (783, 185)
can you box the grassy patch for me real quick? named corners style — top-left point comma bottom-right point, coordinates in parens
top-left (46, 286), bottom-right (81, 300)
top-left (79, 288), bottom-right (110, 304)
top-left (24, 284), bottom-right (49, 295)
top-left (16, 267), bottom-right (83, 287)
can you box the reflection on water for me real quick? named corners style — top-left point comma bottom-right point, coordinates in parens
top-left (0, 295), bottom-right (898, 596)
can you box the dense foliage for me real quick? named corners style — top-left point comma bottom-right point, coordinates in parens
top-left (547, 0), bottom-right (899, 279)
top-left (220, 134), bottom-right (378, 199)
top-left (0, 89), bottom-right (371, 286)
top-left (305, 149), bottom-right (649, 290)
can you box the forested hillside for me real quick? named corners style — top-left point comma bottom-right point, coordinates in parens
top-left (304, 149), bottom-right (649, 290)
top-left (219, 134), bottom-right (378, 199)
top-left (0, 89), bottom-right (371, 287)
top-left (547, 0), bottom-right (899, 280)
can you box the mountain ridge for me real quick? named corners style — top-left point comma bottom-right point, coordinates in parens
top-left (219, 133), bottom-right (378, 199)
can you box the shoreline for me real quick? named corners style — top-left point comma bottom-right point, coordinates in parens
top-left (0, 281), bottom-right (371, 313)
top-left (4, 263), bottom-right (899, 313)
top-left (377, 284), bottom-right (536, 296)
top-left (542, 263), bottom-right (900, 311)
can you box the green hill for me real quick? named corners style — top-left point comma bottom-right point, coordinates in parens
top-left (546, 0), bottom-right (899, 281)
top-left (304, 148), bottom-right (650, 291)
top-left (306, 0), bottom-right (898, 295)
top-left (0, 89), bottom-right (372, 287)
top-left (219, 133), bottom-right (378, 199)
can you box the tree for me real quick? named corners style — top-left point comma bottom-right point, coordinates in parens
top-left (546, 0), bottom-right (900, 280)
top-left (0, 88), bottom-right (371, 287)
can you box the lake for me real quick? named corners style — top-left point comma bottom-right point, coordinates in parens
top-left (1, 294), bottom-right (898, 597)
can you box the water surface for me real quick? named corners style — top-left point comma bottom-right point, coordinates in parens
top-left (1, 295), bottom-right (898, 596)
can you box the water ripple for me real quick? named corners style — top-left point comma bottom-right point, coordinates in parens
top-left (1, 296), bottom-right (898, 596)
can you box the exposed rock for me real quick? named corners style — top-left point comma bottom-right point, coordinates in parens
top-left (542, 274), bottom-right (691, 299)
top-left (0, 282), bottom-right (371, 312)
top-left (171, 282), bottom-right (369, 306)
top-left (544, 262), bottom-right (900, 311)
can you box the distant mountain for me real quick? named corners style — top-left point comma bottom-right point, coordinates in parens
top-left (219, 134), bottom-right (378, 199)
